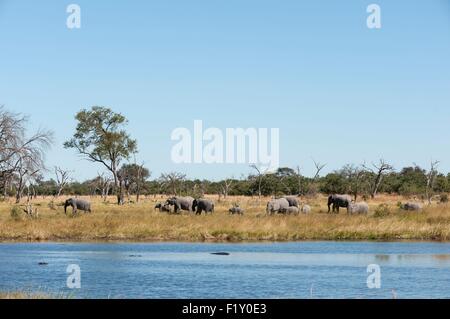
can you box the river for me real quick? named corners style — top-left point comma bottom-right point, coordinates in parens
top-left (0, 242), bottom-right (449, 299)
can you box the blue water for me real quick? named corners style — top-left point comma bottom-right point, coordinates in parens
top-left (0, 242), bottom-right (449, 299)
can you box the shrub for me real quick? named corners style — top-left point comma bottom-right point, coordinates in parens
top-left (10, 206), bottom-right (23, 220)
top-left (373, 204), bottom-right (391, 218)
top-left (440, 194), bottom-right (448, 203)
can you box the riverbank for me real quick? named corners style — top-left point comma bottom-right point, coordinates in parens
top-left (0, 292), bottom-right (55, 299)
top-left (1, 195), bottom-right (449, 242)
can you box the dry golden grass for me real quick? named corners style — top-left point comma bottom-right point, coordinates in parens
top-left (1, 194), bottom-right (449, 242)
top-left (0, 291), bottom-right (53, 299)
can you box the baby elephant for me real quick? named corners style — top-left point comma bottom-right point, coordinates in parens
top-left (193, 199), bottom-right (215, 215)
top-left (281, 206), bottom-right (300, 215)
top-left (400, 202), bottom-right (422, 211)
top-left (301, 205), bottom-right (311, 214)
top-left (64, 198), bottom-right (92, 214)
top-left (155, 203), bottom-right (173, 213)
top-left (348, 202), bottom-right (369, 215)
top-left (229, 206), bottom-right (245, 215)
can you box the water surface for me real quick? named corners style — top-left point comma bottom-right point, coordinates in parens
top-left (0, 242), bottom-right (449, 299)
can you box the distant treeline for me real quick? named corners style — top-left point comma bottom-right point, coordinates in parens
top-left (7, 165), bottom-right (449, 202)
top-left (1, 105), bottom-right (447, 204)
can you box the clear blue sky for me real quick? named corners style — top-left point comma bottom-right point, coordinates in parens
top-left (1, 0), bottom-right (449, 181)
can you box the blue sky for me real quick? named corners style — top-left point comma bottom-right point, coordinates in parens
top-left (0, 0), bottom-right (449, 180)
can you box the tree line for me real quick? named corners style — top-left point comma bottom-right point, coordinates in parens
top-left (1, 106), bottom-right (448, 204)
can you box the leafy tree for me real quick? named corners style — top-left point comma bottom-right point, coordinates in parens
top-left (64, 106), bottom-right (137, 205)
top-left (397, 166), bottom-right (427, 196)
top-left (320, 173), bottom-right (348, 195)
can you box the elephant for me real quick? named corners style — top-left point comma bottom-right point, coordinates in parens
top-left (64, 198), bottom-right (91, 214)
top-left (283, 196), bottom-right (300, 208)
top-left (165, 196), bottom-right (195, 213)
top-left (400, 202), bottom-right (422, 211)
top-left (193, 199), bottom-right (215, 215)
top-left (301, 205), bottom-right (311, 214)
top-left (229, 206), bottom-right (244, 215)
top-left (281, 206), bottom-right (300, 215)
top-left (327, 194), bottom-right (352, 213)
top-left (348, 202), bottom-right (369, 215)
top-left (155, 203), bottom-right (173, 213)
top-left (266, 198), bottom-right (290, 215)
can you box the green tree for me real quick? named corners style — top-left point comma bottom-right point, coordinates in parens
top-left (64, 106), bottom-right (137, 205)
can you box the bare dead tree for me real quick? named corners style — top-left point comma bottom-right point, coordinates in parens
top-left (0, 107), bottom-right (53, 202)
top-left (250, 164), bottom-right (266, 199)
top-left (312, 159), bottom-right (326, 180)
top-left (338, 164), bottom-right (372, 201)
top-left (159, 172), bottom-right (186, 196)
top-left (308, 159), bottom-right (326, 196)
top-left (362, 159), bottom-right (394, 198)
top-left (97, 172), bottom-right (113, 201)
top-left (221, 177), bottom-right (234, 198)
top-left (54, 166), bottom-right (72, 198)
top-left (14, 156), bottom-right (42, 203)
top-left (426, 160), bottom-right (440, 205)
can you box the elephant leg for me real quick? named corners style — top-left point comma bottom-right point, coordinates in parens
top-left (73, 206), bottom-right (77, 214)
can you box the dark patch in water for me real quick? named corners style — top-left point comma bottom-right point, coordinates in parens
top-left (211, 252), bottom-right (230, 256)
top-left (129, 255), bottom-right (143, 258)
top-left (38, 262), bottom-right (48, 266)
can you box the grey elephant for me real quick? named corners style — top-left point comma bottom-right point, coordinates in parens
top-left (64, 198), bottom-right (91, 214)
top-left (165, 196), bottom-right (195, 213)
top-left (229, 206), bottom-right (244, 215)
top-left (348, 202), bottom-right (369, 215)
top-left (283, 196), bottom-right (300, 208)
top-left (327, 194), bottom-right (352, 213)
top-left (155, 203), bottom-right (173, 213)
top-left (301, 205), bottom-right (311, 214)
top-left (193, 199), bottom-right (215, 215)
top-left (281, 206), bottom-right (300, 215)
top-left (400, 202), bottom-right (422, 211)
top-left (266, 198), bottom-right (290, 215)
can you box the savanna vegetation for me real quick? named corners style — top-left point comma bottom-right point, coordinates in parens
top-left (1, 105), bottom-right (450, 242)
top-left (1, 194), bottom-right (450, 242)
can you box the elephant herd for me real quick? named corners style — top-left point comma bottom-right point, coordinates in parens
top-left (155, 197), bottom-right (215, 215)
top-left (327, 194), bottom-right (423, 214)
top-left (155, 196), bottom-right (312, 216)
top-left (266, 196), bottom-right (311, 215)
top-left (62, 194), bottom-right (423, 216)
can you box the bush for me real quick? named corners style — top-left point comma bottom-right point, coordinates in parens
top-left (440, 194), bottom-right (448, 203)
top-left (10, 206), bottom-right (23, 220)
top-left (373, 204), bottom-right (391, 218)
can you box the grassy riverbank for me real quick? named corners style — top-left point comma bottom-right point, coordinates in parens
top-left (1, 195), bottom-right (449, 242)
top-left (0, 291), bottom-right (54, 299)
